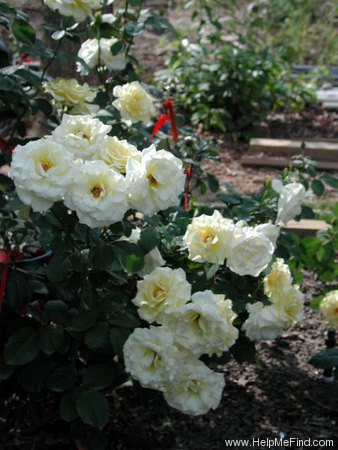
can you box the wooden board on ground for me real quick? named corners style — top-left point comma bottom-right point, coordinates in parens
top-left (249, 138), bottom-right (338, 161)
top-left (282, 219), bottom-right (331, 236)
top-left (240, 155), bottom-right (338, 170)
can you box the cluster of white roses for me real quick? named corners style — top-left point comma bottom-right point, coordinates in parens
top-left (320, 290), bottom-right (338, 329)
top-left (10, 114), bottom-right (185, 227)
top-left (184, 210), bottom-right (280, 277)
top-left (123, 266), bottom-right (239, 415)
top-left (243, 258), bottom-right (304, 341)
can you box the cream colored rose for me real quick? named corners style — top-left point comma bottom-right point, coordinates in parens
top-left (95, 136), bottom-right (141, 174)
top-left (167, 290), bottom-right (238, 357)
top-left (277, 285), bottom-right (304, 328)
top-left (242, 302), bottom-right (285, 341)
top-left (52, 114), bottom-right (111, 160)
top-left (254, 222), bottom-right (280, 248)
top-left (123, 326), bottom-right (179, 389)
top-left (272, 180), bottom-right (306, 224)
top-left (9, 138), bottom-right (73, 211)
top-left (183, 210), bottom-right (234, 264)
top-left (64, 160), bottom-right (128, 228)
top-left (264, 258), bottom-right (293, 301)
top-left (319, 290), bottom-right (338, 328)
top-left (163, 358), bottom-right (225, 416)
top-left (77, 38), bottom-right (127, 74)
top-left (226, 226), bottom-right (274, 277)
top-left (132, 267), bottom-right (191, 323)
top-left (112, 81), bottom-right (155, 123)
top-left (126, 145), bottom-right (185, 216)
top-left (44, 0), bottom-right (110, 22)
top-left (43, 78), bottom-right (98, 114)
top-left (122, 228), bottom-right (165, 277)
top-left (215, 295), bottom-right (239, 351)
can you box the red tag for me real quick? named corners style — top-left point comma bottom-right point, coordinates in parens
top-left (151, 113), bottom-right (169, 138)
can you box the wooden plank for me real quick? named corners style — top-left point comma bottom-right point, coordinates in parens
top-left (282, 219), bottom-right (331, 236)
top-left (249, 138), bottom-right (338, 162)
top-left (317, 89), bottom-right (338, 102)
top-left (240, 155), bottom-right (338, 170)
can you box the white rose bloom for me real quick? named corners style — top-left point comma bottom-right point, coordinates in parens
top-left (183, 210), bottom-right (234, 264)
top-left (215, 295), bottom-right (239, 350)
top-left (277, 285), bottom-right (304, 328)
top-left (123, 326), bottom-right (179, 389)
top-left (226, 226), bottom-right (274, 277)
top-left (167, 290), bottom-right (238, 357)
top-left (64, 160), bottom-right (128, 228)
top-left (242, 302), bottom-right (285, 341)
top-left (43, 78), bottom-right (98, 115)
top-left (112, 81), bottom-right (155, 123)
top-left (272, 180), bottom-right (306, 224)
top-left (132, 267), bottom-right (191, 323)
top-left (95, 136), bottom-right (141, 174)
top-left (123, 228), bottom-right (165, 277)
top-left (163, 359), bottom-right (225, 416)
top-left (44, 0), bottom-right (112, 22)
top-left (320, 290), bottom-right (338, 329)
top-left (264, 258), bottom-right (293, 301)
top-left (77, 38), bottom-right (127, 75)
top-left (254, 223), bottom-right (280, 248)
top-left (9, 138), bottom-right (73, 211)
top-left (126, 145), bottom-right (185, 216)
top-left (52, 114), bottom-right (111, 160)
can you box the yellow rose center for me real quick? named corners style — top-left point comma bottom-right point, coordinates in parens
top-left (91, 185), bottom-right (103, 198)
top-left (200, 229), bottom-right (214, 243)
top-left (188, 379), bottom-right (201, 393)
top-left (147, 173), bottom-right (159, 188)
top-left (40, 160), bottom-right (53, 172)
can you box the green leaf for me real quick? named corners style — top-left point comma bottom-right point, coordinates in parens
top-left (92, 244), bottom-right (116, 269)
top-left (69, 310), bottom-right (98, 332)
top-left (15, 68), bottom-right (41, 88)
top-left (76, 389), bottom-right (110, 430)
top-left (59, 387), bottom-right (82, 422)
top-left (33, 98), bottom-right (53, 116)
top-left (12, 18), bottom-right (35, 46)
top-left (83, 364), bottom-right (116, 390)
top-left (4, 327), bottom-right (39, 366)
top-left (85, 322), bottom-right (109, 349)
top-left (110, 327), bottom-right (132, 357)
top-left (46, 254), bottom-right (71, 282)
top-left (38, 325), bottom-right (70, 354)
top-left (309, 295), bottom-right (324, 310)
top-left (109, 310), bottom-right (140, 329)
top-left (322, 174), bottom-right (338, 189)
top-left (46, 368), bottom-right (75, 392)
top-left (138, 227), bottom-right (160, 253)
top-left (110, 41), bottom-right (124, 55)
top-left (310, 348), bottom-right (338, 369)
top-left (311, 179), bottom-right (325, 197)
top-left (45, 300), bottom-right (70, 325)
top-left (207, 173), bottom-right (219, 193)
top-left (114, 241), bottom-right (144, 273)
